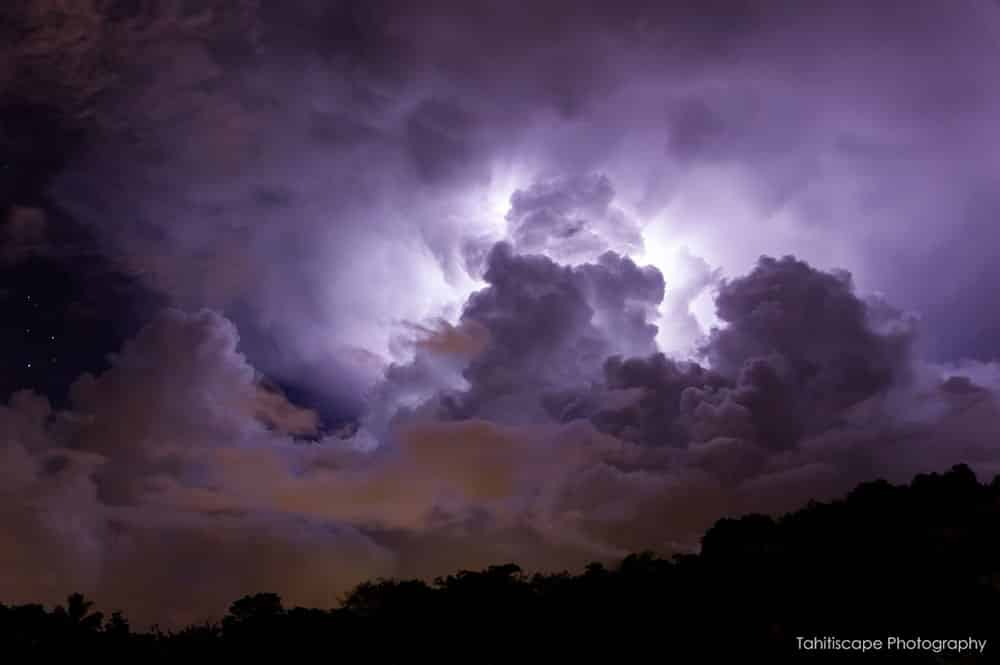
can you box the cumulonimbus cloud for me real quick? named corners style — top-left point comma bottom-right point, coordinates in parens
top-left (5, 246), bottom-right (996, 627)
top-left (3, 0), bottom-right (1000, 628)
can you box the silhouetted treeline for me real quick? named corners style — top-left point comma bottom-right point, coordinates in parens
top-left (4, 464), bottom-right (1000, 662)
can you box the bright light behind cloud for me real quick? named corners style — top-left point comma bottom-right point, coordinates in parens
top-left (464, 168), bottom-right (724, 360)
top-left (467, 160), bottom-right (530, 237)
top-left (637, 215), bottom-right (721, 356)
top-left (355, 164), bottom-right (724, 373)
top-left (367, 164), bottom-right (530, 367)
top-left (688, 289), bottom-right (719, 335)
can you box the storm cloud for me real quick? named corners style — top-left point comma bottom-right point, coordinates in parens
top-left (3, 255), bottom-right (1000, 626)
top-left (3, 0), bottom-right (1000, 626)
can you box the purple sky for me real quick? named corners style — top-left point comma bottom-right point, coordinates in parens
top-left (3, 0), bottom-right (1000, 626)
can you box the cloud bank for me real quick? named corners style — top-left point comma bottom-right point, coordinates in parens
top-left (4, 252), bottom-right (1000, 627)
top-left (3, 0), bottom-right (1000, 626)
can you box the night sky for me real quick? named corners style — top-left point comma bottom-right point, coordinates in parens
top-left (2, 0), bottom-right (1000, 627)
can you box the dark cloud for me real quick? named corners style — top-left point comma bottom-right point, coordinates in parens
top-left (405, 98), bottom-right (482, 185)
top-left (576, 251), bottom-right (665, 355)
top-left (3, 0), bottom-right (1000, 628)
top-left (3, 0), bottom-right (995, 398)
top-left (539, 255), bottom-right (915, 451)
top-left (666, 98), bottom-right (727, 160)
top-left (439, 243), bottom-right (664, 420)
top-left (448, 244), bottom-right (603, 419)
top-left (589, 353), bottom-right (728, 446)
top-left (703, 255), bottom-right (914, 447)
top-left (1, 268), bottom-right (1000, 627)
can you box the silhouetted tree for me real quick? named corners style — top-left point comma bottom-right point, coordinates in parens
top-left (2, 463), bottom-right (999, 662)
